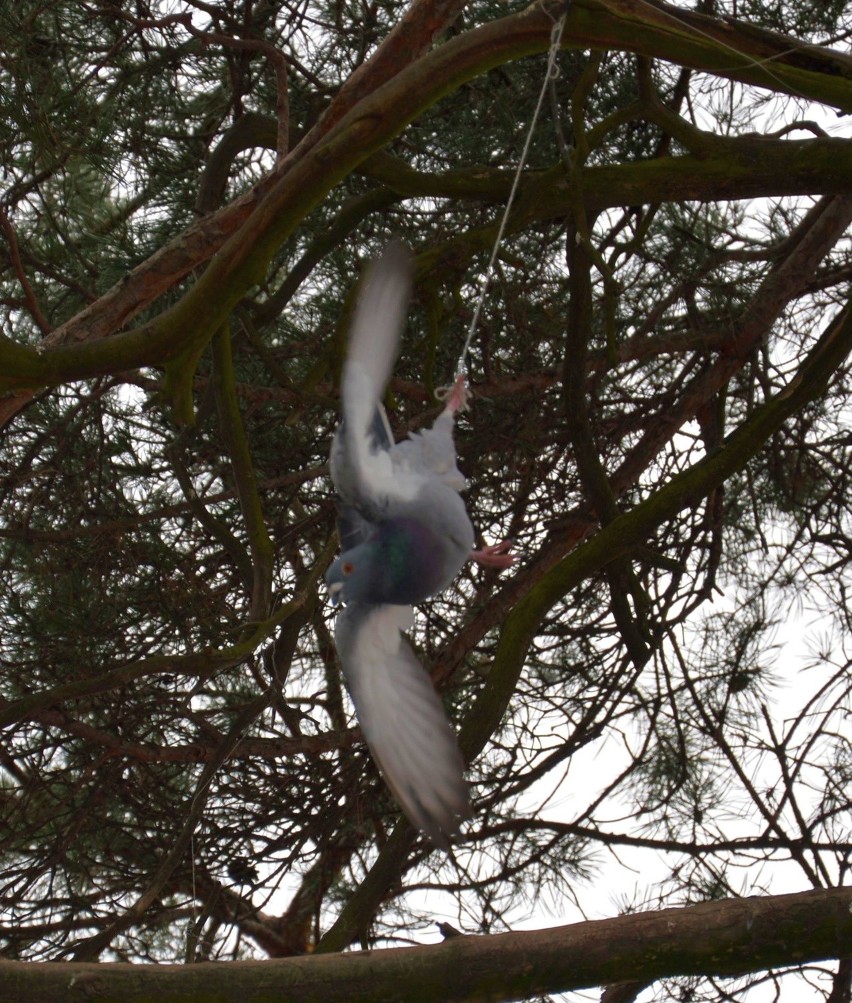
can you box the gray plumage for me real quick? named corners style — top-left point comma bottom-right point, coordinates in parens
top-left (326, 242), bottom-right (473, 848)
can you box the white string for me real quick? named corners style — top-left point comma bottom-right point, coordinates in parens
top-left (191, 832), bottom-right (197, 916)
top-left (456, 7), bottom-right (568, 377)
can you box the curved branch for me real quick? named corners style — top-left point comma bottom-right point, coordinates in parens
top-left (2, 0), bottom-right (849, 401)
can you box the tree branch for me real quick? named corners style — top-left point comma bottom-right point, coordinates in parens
top-left (2, 0), bottom-right (849, 405)
top-left (461, 301), bottom-right (852, 763)
top-left (4, 887), bottom-right (850, 1002)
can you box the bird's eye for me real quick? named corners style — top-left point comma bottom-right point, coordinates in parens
top-left (342, 561), bottom-right (355, 575)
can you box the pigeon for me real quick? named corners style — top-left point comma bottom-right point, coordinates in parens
top-left (326, 242), bottom-right (509, 848)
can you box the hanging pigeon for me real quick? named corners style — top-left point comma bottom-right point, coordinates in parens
top-left (326, 242), bottom-right (510, 848)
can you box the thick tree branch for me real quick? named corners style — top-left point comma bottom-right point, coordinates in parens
top-left (461, 302), bottom-right (852, 762)
top-left (1, 0), bottom-right (848, 407)
top-left (3, 888), bottom-right (850, 1002)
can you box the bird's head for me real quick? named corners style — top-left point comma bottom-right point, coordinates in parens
top-left (326, 538), bottom-right (403, 605)
top-left (326, 518), bottom-right (447, 607)
top-left (325, 549), bottom-right (365, 605)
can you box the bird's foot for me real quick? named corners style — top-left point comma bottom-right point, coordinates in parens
top-left (470, 540), bottom-right (514, 570)
top-left (437, 373), bottom-right (471, 414)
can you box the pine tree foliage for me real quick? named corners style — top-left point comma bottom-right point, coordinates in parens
top-left (0, 0), bottom-right (851, 998)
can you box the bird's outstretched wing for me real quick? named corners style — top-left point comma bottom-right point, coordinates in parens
top-left (331, 242), bottom-right (427, 517)
top-left (335, 603), bottom-right (472, 848)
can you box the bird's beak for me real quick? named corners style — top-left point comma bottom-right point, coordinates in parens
top-left (328, 581), bottom-right (343, 606)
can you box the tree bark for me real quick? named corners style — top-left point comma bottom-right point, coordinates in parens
top-left (0, 887), bottom-right (849, 1002)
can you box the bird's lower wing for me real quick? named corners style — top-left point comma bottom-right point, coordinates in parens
top-left (335, 603), bottom-right (471, 849)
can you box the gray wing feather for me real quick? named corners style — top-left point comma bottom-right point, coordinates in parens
top-left (332, 243), bottom-right (418, 514)
top-left (336, 603), bottom-right (471, 848)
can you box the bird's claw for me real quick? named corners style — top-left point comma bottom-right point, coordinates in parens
top-left (470, 540), bottom-right (514, 570)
